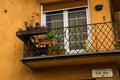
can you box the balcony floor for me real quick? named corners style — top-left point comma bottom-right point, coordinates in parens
top-left (21, 50), bottom-right (120, 68)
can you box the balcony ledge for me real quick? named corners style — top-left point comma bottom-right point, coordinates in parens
top-left (21, 50), bottom-right (120, 68)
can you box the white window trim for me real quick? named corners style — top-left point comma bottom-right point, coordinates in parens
top-left (87, 0), bottom-right (92, 49)
top-left (41, 5), bottom-right (46, 26)
top-left (87, 0), bottom-right (91, 24)
top-left (63, 10), bottom-right (69, 52)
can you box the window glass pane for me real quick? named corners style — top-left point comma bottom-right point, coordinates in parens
top-left (46, 12), bottom-right (64, 45)
top-left (68, 9), bottom-right (87, 50)
top-left (46, 12), bottom-right (63, 28)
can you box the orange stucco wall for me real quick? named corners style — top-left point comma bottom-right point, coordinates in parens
top-left (90, 0), bottom-right (112, 23)
top-left (31, 63), bottom-right (119, 80)
top-left (0, 0), bottom-right (118, 80)
top-left (0, 0), bottom-right (41, 80)
top-left (89, 0), bottom-right (114, 51)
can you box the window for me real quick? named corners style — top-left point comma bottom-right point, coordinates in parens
top-left (44, 7), bottom-right (88, 53)
top-left (68, 8), bottom-right (87, 50)
top-left (46, 11), bottom-right (64, 45)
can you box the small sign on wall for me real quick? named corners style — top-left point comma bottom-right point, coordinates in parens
top-left (92, 69), bottom-right (113, 78)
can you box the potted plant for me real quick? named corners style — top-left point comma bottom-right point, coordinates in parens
top-left (114, 40), bottom-right (120, 50)
top-left (18, 28), bottom-right (23, 32)
top-left (58, 45), bottom-right (66, 54)
top-left (38, 32), bottom-right (56, 46)
top-left (35, 22), bottom-right (40, 28)
top-left (24, 21), bottom-right (34, 30)
top-left (114, 35), bottom-right (120, 50)
top-left (48, 45), bottom-right (67, 55)
top-left (48, 45), bottom-right (58, 55)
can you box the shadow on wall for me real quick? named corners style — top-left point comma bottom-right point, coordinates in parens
top-left (31, 64), bottom-right (96, 80)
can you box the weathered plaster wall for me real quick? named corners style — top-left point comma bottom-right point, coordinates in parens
top-left (89, 0), bottom-right (114, 51)
top-left (90, 0), bottom-right (112, 23)
top-left (31, 63), bottom-right (119, 80)
top-left (0, 0), bottom-right (40, 80)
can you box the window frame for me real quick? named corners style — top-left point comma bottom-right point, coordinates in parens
top-left (41, 2), bottom-right (91, 53)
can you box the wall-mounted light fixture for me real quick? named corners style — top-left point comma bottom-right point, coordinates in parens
top-left (95, 4), bottom-right (103, 11)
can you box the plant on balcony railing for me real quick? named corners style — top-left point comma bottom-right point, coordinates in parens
top-left (114, 35), bottom-right (120, 50)
top-left (18, 28), bottom-right (23, 32)
top-left (23, 13), bottom-right (48, 31)
top-left (48, 45), bottom-right (67, 55)
top-left (24, 21), bottom-right (48, 31)
top-left (83, 39), bottom-right (91, 52)
top-left (38, 32), bottom-right (56, 46)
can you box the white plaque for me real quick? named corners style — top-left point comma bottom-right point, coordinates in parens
top-left (92, 69), bottom-right (113, 78)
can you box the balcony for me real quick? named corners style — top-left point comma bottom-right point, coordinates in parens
top-left (16, 21), bottom-right (120, 68)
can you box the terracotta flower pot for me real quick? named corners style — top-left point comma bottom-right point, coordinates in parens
top-left (38, 39), bottom-right (55, 46)
top-left (48, 49), bottom-right (58, 55)
top-left (48, 49), bottom-right (67, 55)
top-left (59, 50), bottom-right (66, 54)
